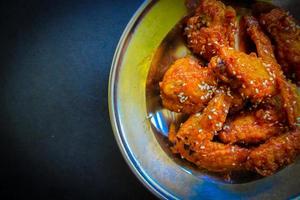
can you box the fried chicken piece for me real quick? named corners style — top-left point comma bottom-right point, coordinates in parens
top-left (260, 8), bottom-right (300, 85)
top-left (219, 106), bottom-right (284, 145)
top-left (169, 93), bottom-right (250, 172)
top-left (159, 57), bottom-right (218, 114)
top-left (184, 0), bottom-right (236, 60)
top-left (244, 16), bottom-right (275, 62)
top-left (246, 130), bottom-right (300, 176)
top-left (245, 16), bottom-right (300, 128)
top-left (277, 78), bottom-right (300, 128)
top-left (210, 47), bottom-right (277, 102)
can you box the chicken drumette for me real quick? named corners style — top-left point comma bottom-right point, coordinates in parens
top-left (159, 57), bottom-right (218, 114)
top-left (260, 8), bottom-right (300, 85)
top-left (184, 0), bottom-right (236, 60)
top-left (169, 93), bottom-right (250, 172)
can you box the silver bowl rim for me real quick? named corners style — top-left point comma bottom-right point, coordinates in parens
top-left (108, 1), bottom-right (173, 199)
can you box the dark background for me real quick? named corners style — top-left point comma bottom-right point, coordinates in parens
top-left (0, 0), bottom-right (155, 199)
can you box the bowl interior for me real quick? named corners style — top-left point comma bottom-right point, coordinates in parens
top-left (146, 0), bottom-right (300, 184)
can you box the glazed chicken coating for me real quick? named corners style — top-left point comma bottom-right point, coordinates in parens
top-left (246, 130), bottom-right (300, 176)
top-left (184, 0), bottom-right (236, 60)
top-left (211, 47), bottom-right (277, 102)
top-left (219, 106), bottom-right (284, 145)
top-left (245, 16), bottom-right (300, 128)
top-left (169, 93), bottom-right (250, 172)
top-left (159, 57), bottom-right (218, 114)
top-left (260, 8), bottom-right (300, 85)
top-left (244, 16), bottom-right (275, 62)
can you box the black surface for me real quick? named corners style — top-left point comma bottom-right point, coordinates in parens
top-left (0, 0), bottom-right (155, 199)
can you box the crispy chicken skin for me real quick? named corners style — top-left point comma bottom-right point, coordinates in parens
top-left (219, 106), bottom-right (284, 145)
top-left (260, 8), bottom-right (300, 85)
top-left (169, 94), bottom-right (250, 172)
top-left (244, 16), bottom-right (275, 62)
top-left (211, 47), bottom-right (276, 102)
top-left (246, 130), bottom-right (300, 176)
top-left (277, 78), bottom-right (300, 128)
top-left (184, 0), bottom-right (236, 60)
top-left (159, 57), bottom-right (218, 114)
top-left (245, 16), bottom-right (300, 128)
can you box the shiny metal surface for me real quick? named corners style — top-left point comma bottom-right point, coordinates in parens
top-left (109, 0), bottom-right (300, 199)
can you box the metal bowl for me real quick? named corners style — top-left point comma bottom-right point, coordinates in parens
top-left (109, 0), bottom-right (300, 199)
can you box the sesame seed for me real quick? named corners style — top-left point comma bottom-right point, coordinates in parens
top-left (189, 60), bottom-right (195, 65)
top-left (208, 115), bottom-right (212, 120)
top-left (223, 125), bottom-right (229, 130)
top-left (178, 92), bottom-right (188, 103)
top-left (231, 146), bottom-right (235, 152)
top-left (216, 122), bottom-right (222, 127)
top-left (263, 62), bottom-right (271, 67)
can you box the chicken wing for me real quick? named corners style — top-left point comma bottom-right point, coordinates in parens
top-left (219, 106), bottom-right (284, 145)
top-left (210, 47), bottom-right (277, 102)
top-left (245, 16), bottom-right (300, 128)
top-left (260, 8), bottom-right (300, 85)
top-left (246, 130), bottom-right (300, 176)
top-left (184, 0), bottom-right (236, 60)
top-left (159, 57), bottom-right (218, 114)
top-left (169, 93), bottom-right (250, 172)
